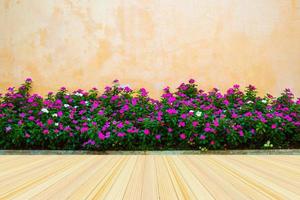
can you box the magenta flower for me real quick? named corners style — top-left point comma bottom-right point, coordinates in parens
top-left (43, 129), bottom-right (49, 134)
top-left (117, 132), bottom-right (125, 137)
top-left (57, 111), bottom-right (63, 117)
top-left (155, 135), bottom-right (161, 140)
top-left (232, 113), bottom-right (238, 119)
top-left (200, 135), bottom-right (206, 140)
top-left (271, 124), bottom-right (277, 129)
top-left (223, 99), bottom-right (229, 106)
top-left (140, 88), bottom-right (148, 97)
top-left (80, 127), bottom-right (89, 133)
top-left (144, 129), bottom-right (150, 135)
top-left (28, 116), bottom-right (35, 121)
top-left (180, 133), bottom-right (186, 140)
top-left (166, 108), bottom-right (177, 115)
top-left (192, 121), bottom-right (198, 127)
top-left (239, 130), bottom-right (244, 136)
top-left (213, 119), bottom-right (219, 127)
top-left (47, 119), bottom-right (53, 125)
top-left (117, 122), bottom-right (124, 129)
top-left (98, 132), bottom-right (105, 140)
top-left (178, 121), bottom-right (185, 127)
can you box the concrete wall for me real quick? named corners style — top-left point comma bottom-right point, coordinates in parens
top-left (1, 0), bottom-right (300, 98)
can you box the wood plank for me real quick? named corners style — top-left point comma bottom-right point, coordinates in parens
top-left (0, 155), bottom-right (298, 199)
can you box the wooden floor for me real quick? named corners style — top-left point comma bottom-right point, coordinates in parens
top-left (0, 155), bottom-right (299, 200)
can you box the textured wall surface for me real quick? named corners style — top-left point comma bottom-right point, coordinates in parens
top-left (0, 0), bottom-right (300, 98)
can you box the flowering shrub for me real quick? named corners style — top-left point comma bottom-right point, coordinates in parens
top-left (0, 78), bottom-right (299, 150)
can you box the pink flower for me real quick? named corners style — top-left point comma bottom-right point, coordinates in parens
top-left (43, 129), bottom-right (49, 135)
top-left (213, 119), bottom-right (219, 127)
top-left (117, 132), bottom-right (125, 137)
top-left (232, 113), bottom-right (238, 119)
top-left (271, 124), bottom-right (277, 129)
top-left (155, 135), bottom-right (161, 140)
top-left (192, 121), bottom-right (198, 127)
top-left (25, 133), bottom-right (30, 138)
top-left (80, 127), bottom-right (89, 133)
top-left (47, 119), bottom-right (53, 125)
top-left (180, 133), bottom-right (186, 140)
top-left (200, 135), bottom-right (206, 140)
top-left (239, 130), bottom-right (244, 136)
top-left (178, 121), bottom-right (185, 127)
top-left (168, 128), bottom-right (173, 132)
top-left (98, 132), bottom-right (105, 140)
top-left (28, 116), bottom-right (35, 121)
top-left (144, 129), bottom-right (150, 135)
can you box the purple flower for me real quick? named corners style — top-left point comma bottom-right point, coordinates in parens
top-left (189, 79), bottom-right (195, 84)
top-left (155, 135), bottom-right (161, 140)
top-left (25, 78), bottom-right (32, 83)
top-left (140, 88), bottom-right (148, 97)
top-left (200, 135), bottom-right (206, 140)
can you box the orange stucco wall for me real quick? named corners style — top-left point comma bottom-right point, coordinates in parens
top-left (0, 0), bottom-right (300, 98)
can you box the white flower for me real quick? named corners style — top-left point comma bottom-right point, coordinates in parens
top-left (246, 100), bottom-right (253, 104)
top-left (87, 118), bottom-right (91, 121)
top-left (189, 110), bottom-right (194, 113)
top-left (85, 101), bottom-right (89, 105)
top-left (41, 108), bottom-right (49, 113)
top-left (64, 104), bottom-right (70, 108)
top-left (262, 100), bottom-right (267, 104)
top-left (74, 106), bottom-right (78, 109)
top-left (195, 111), bottom-right (202, 117)
top-left (75, 92), bottom-right (83, 97)
top-left (52, 113), bottom-right (58, 117)
top-left (55, 123), bottom-right (59, 126)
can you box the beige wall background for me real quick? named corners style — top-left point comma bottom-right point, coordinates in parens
top-left (0, 0), bottom-right (300, 98)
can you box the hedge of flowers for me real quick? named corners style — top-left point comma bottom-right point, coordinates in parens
top-left (0, 78), bottom-right (299, 151)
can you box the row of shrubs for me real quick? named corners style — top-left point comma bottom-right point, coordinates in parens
top-left (0, 78), bottom-right (299, 151)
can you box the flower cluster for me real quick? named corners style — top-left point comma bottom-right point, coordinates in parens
top-left (0, 78), bottom-right (299, 150)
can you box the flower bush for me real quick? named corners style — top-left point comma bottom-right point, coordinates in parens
top-left (0, 78), bottom-right (299, 151)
